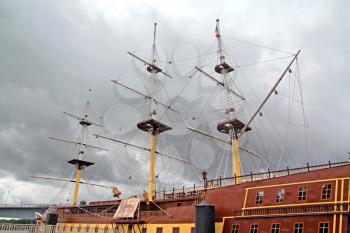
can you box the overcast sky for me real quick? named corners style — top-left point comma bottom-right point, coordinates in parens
top-left (0, 0), bottom-right (349, 206)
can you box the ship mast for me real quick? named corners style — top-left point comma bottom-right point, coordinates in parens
top-left (49, 101), bottom-right (108, 206)
top-left (189, 20), bottom-right (299, 183)
top-left (129, 23), bottom-right (172, 201)
top-left (213, 19), bottom-right (251, 183)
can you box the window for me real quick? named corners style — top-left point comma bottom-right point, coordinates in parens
top-left (128, 225), bottom-right (132, 233)
top-left (156, 228), bottom-right (163, 233)
top-left (104, 225), bottom-right (109, 233)
top-left (98, 208), bottom-right (106, 213)
top-left (108, 207), bottom-right (117, 213)
top-left (88, 208), bottom-right (96, 213)
top-left (276, 189), bottom-right (285, 203)
top-left (294, 223), bottom-right (303, 233)
top-left (191, 227), bottom-right (195, 233)
top-left (232, 224), bottom-right (239, 233)
top-left (256, 191), bottom-right (264, 204)
top-left (86, 226), bottom-right (90, 232)
top-left (319, 222), bottom-right (329, 233)
top-left (250, 224), bottom-right (258, 233)
top-left (70, 226), bottom-right (74, 232)
top-left (271, 224), bottom-right (280, 233)
top-left (322, 184), bottom-right (331, 199)
top-left (63, 226), bottom-right (66, 231)
top-left (172, 227), bottom-right (179, 233)
top-left (78, 226), bottom-right (81, 232)
top-left (95, 226), bottom-right (99, 233)
top-left (141, 228), bottom-right (147, 233)
top-left (298, 186), bottom-right (307, 201)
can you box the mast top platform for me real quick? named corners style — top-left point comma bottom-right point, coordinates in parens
top-left (79, 120), bottom-right (92, 126)
top-left (215, 62), bottom-right (234, 74)
top-left (147, 64), bottom-right (162, 73)
top-left (217, 118), bottom-right (251, 134)
top-left (68, 159), bottom-right (94, 169)
top-left (137, 119), bottom-right (172, 135)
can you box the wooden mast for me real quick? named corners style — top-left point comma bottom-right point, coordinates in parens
top-left (73, 167), bottom-right (81, 206)
top-left (49, 101), bottom-right (107, 206)
top-left (231, 131), bottom-right (241, 183)
top-left (213, 19), bottom-right (250, 183)
top-left (149, 133), bottom-right (157, 201)
top-left (131, 23), bottom-right (172, 201)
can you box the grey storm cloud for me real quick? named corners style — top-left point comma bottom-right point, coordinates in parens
top-left (0, 0), bottom-right (349, 205)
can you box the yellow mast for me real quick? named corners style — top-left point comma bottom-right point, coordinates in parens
top-left (72, 167), bottom-right (82, 206)
top-left (231, 133), bottom-right (241, 184)
top-left (67, 159), bottom-right (94, 206)
top-left (48, 101), bottom-right (106, 207)
top-left (134, 23), bottom-right (172, 201)
top-left (214, 19), bottom-right (251, 182)
top-left (148, 134), bottom-right (157, 201)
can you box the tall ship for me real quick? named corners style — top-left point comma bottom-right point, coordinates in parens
top-left (36, 20), bottom-right (350, 233)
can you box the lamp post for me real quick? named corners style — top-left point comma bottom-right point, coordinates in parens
top-left (202, 170), bottom-right (208, 191)
top-left (5, 190), bottom-right (10, 206)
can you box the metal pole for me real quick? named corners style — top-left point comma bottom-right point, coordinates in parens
top-left (5, 190), bottom-right (10, 206)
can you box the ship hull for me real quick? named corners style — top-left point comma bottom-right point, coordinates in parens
top-left (56, 162), bottom-right (350, 233)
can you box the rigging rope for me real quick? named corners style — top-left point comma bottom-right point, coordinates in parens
top-left (222, 35), bottom-right (294, 55)
top-left (233, 55), bottom-right (294, 69)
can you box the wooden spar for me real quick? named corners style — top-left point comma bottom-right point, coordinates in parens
top-left (48, 137), bottom-right (109, 151)
top-left (30, 176), bottom-right (112, 188)
top-left (62, 111), bottom-right (103, 127)
top-left (127, 52), bottom-right (174, 79)
top-left (94, 134), bottom-right (192, 164)
top-left (195, 66), bottom-right (245, 101)
top-left (240, 50), bottom-right (301, 135)
top-left (112, 80), bottom-right (149, 99)
top-left (237, 145), bottom-right (261, 158)
top-left (188, 126), bottom-right (228, 144)
top-left (127, 51), bottom-right (151, 66)
top-left (111, 80), bottom-right (180, 114)
top-left (187, 126), bottom-right (261, 158)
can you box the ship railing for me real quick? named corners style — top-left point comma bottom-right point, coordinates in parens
top-left (61, 210), bottom-right (167, 219)
top-left (154, 185), bottom-right (205, 200)
top-left (0, 204), bottom-right (51, 208)
top-left (0, 224), bottom-right (56, 233)
top-left (61, 212), bottom-right (114, 219)
top-left (139, 210), bottom-right (167, 216)
top-left (234, 203), bottom-right (350, 217)
top-left (208, 161), bottom-right (349, 188)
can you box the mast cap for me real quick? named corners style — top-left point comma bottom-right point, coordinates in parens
top-left (137, 119), bottom-right (172, 135)
top-left (217, 119), bottom-right (251, 134)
